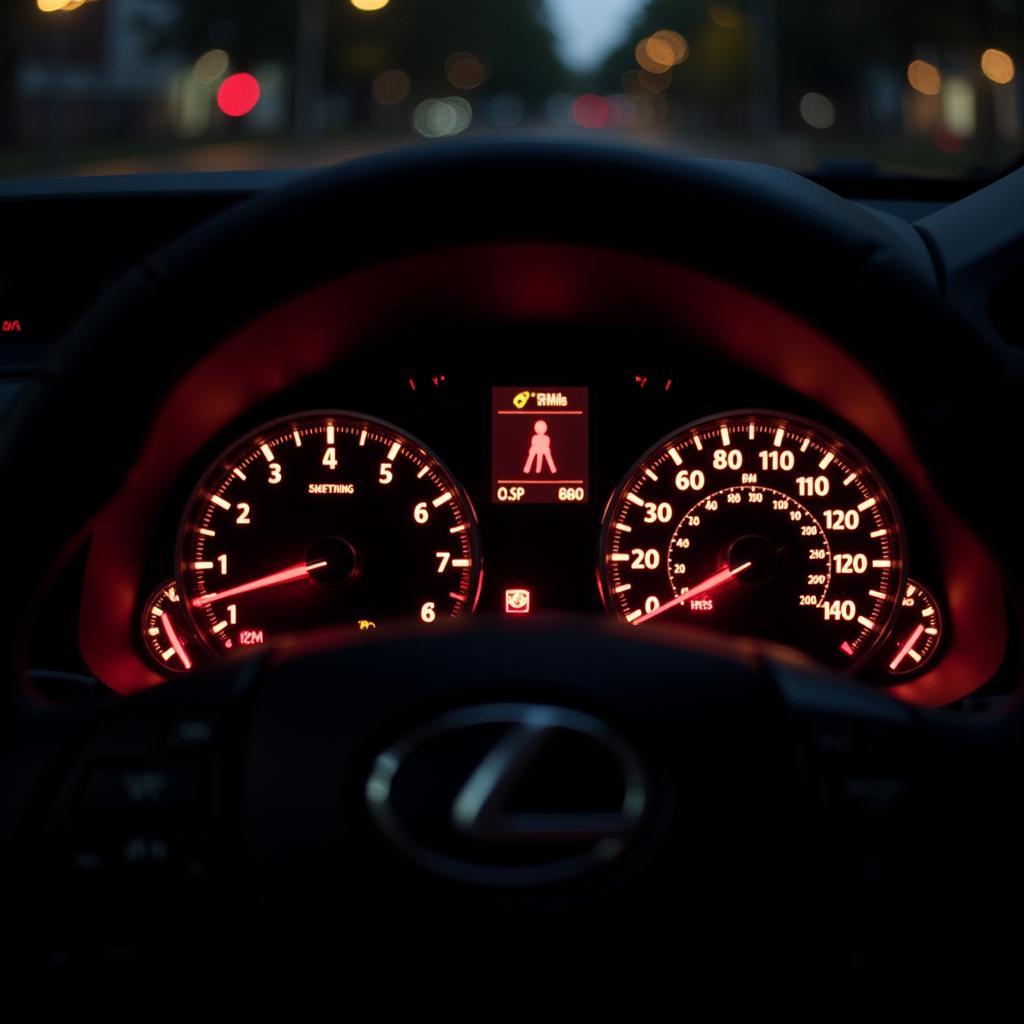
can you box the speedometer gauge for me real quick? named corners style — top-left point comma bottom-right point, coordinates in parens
top-left (599, 412), bottom-right (904, 671)
top-left (178, 412), bottom-right (481, 655)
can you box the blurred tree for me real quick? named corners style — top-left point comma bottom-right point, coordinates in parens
top-left (139, 0), bottom-right (296, 69)
top-left (597, 0), bottom-right (1023, 166)
top-left (597, 0), bottom-right (751, 127)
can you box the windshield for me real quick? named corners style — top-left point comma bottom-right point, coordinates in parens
top-left (2, 0), bottom-right (1021, 181)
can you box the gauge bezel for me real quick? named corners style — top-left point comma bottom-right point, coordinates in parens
top-left (596, 408), bottom-right (908, 673)
top-left (174, 409), bottom-right (484, 655)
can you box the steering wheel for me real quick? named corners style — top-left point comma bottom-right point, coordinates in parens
top-left (2, 142), bottom-right (1022, 976)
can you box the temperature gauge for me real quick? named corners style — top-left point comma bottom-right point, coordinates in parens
top-left (885, 579), bottom-right (943, 677)
top-left (142, 580), bottom-right (198, 674)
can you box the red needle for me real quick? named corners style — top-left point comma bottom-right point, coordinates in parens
top-left (160, 613), bottom-right (193, 671)
top-left (889, 623), bottom-right (926, 671)
top-left (632, 561), bottom-right (753, 625)
top-left (192, 560), bottom-right (328, 608)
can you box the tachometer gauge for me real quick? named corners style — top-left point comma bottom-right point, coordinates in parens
top-left (599, 412), bottom-right (905, 672)
top-left (178, 412), bottom-right (481, 655)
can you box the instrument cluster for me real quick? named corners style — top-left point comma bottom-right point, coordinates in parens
top-left (127, 352), bottom-right (957, 695)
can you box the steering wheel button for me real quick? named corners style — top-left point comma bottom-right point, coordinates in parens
top-left (167, 717), bottom-right (217, 749)
top-left (80, 763), bottom-right (206, 821)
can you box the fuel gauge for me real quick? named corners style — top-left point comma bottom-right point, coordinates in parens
top-left (885, 579), bottom-right (943, 678)
top-left (142, 580), bottom-right (198, 674)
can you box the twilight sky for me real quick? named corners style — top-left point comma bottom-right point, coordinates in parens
top-left (545, 0), bottom-right (647, 70)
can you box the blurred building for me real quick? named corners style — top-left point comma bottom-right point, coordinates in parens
top-left (16, 0), bottom-right (180, 152)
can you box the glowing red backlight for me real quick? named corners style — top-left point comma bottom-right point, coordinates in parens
top-left (572, 94), bottom-right (609, 130)
top-left (218, 73), bottom-right (261, 117)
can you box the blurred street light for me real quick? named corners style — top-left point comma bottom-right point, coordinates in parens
top-left (635, 31), bottom-right (687, 74)
top-left (908, 59), bottom-right (942, 96)
top-left (37, 0), bottom-right (97, 11)
top-left (351, 0), bottom-right (390, 11)
top-left (195, 49), bottom-right (230, 84)
top-left (942, 76), bottom-right (976, 139)
top-left (414, 96), bottom-right (472, 138)
top-left (981, 48), bottom-right (1016, 85)
top-left (800, 92), bottom-right (836, 130)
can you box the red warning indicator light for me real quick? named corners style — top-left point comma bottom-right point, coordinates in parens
top-left (505, 588), bottom-right (532, 615)
top-left (492, 387), bottom-right (589, 504)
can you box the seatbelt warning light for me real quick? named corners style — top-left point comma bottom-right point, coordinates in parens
top-left (492, 386), bottom-right (589, 504)
top-left (504, 588), bottom-right (531, 615)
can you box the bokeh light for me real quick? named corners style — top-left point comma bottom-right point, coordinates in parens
top-left (981, 48), bottom-right (1015, 85)
top-left (217, 73), bottom-right (261, 117)
top-left (799, 92), bottom-right (836, 129)
top-left (907, 60), bottom-right (942, 96)
top-left (572, 94), bottom-right (610, 129)
top-left (413, 96), bottom-right (472, 138)
top-left (638, 69), bottom-right (672, 93)
top-left (943, 76), bottom-right (976, 138)
top-left (194, 49), bottom-right (230, 84)
top-left (372, 69), bottom-right (411, 105)
top-left (608, 94), bottom-right (640, 128)
top-left (445, 52), bottom-right (488, 91)
top-left (635, 30), bottom-right (688, 74)
top-left (350, 0), bottom-right (390, 11)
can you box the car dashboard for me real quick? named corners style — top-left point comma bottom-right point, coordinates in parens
top-left (10, 232), bottom-right (1006, 709)
top-left (5, 147), bottom-right (1024, 978)
top-left (0, 155), bottom-right (1019, 713)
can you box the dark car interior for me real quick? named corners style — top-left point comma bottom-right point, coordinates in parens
top-left (3, 0), bottom-right (1024, 981)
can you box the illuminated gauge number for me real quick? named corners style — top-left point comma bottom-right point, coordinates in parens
top-left (599, 412), bottom-right (905, 672)
top-left (141, 580), bottom-right (198, 674)
top-left (178, 413), bottom-right (481, 655)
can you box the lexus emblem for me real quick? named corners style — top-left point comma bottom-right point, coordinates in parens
top-left (365, 704), bottom-right (649, 885)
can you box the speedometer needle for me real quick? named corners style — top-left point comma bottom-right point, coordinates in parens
top-left (192, 559), bottom-right (328, 608)
top-left (632, 561), bottom-right (752, 625)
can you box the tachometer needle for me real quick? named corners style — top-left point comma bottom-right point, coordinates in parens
top-left (632, 561), bottom-right (752, 625)
top-left (889, 623), bottom-right (926, 672)
top-left (192, 560), bottom-right (328, 608)
top-left (160, 613), bottom-right (193, 671)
